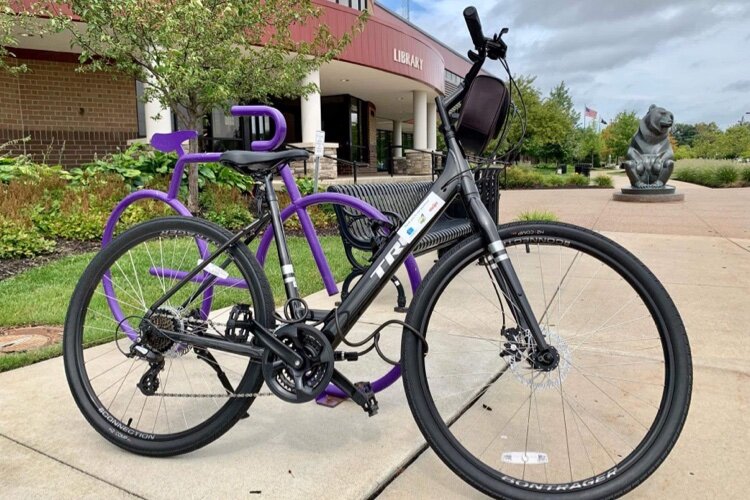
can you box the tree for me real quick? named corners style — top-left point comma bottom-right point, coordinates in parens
top-left (692, 122), bottom-right (722, 158)
top-left (492, 76), bottom-right (576, 163)
top-left (1, 1), bottom-right (47, 74)
top-left (671, 123), bottom-right (698, 147)
top-left (718, 124), bottom-right (750, 159)
top-left (52, 0), bottom-right (364, 211)
top-left (601, 111), bottom-right (639, 161)
top-left (548, 81), bottom-right (580, 127)
top-left (574, 125), bottom-right (602, 164)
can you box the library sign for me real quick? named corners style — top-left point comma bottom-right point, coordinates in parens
top-left (393, 49), bottom-right (424, 71)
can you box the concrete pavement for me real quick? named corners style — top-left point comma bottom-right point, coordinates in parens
top-left (1, 176), bottom-right (749, 499)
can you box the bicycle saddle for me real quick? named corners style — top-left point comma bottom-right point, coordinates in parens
top-left (219, 149), bottom-right (309, 175)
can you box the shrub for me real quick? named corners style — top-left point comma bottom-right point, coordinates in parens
top-left (0, 217), bottom-right (56, 259)
top-left (741, 166), bottom-right (750, 184)
top-left (200, 184), bottom-right (255, 230)
top-left (674, 163), bottom-right (744, 188)
top-left (516, 210), bottom-right (559, 222)
top-left (715, 165), bottom-right (738, 186)
top-left (295, 177), bottom-right (316, 196)
top-left (565, 173), bottom-right (590, 186)
top-left (594, 175), bottom-right (614, 188)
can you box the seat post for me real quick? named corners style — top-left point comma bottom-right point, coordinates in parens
top-left (263, 175), bottom-right (303, 317)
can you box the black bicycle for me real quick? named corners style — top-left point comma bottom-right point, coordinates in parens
top-left (63, 7), bottom-right (691, 499)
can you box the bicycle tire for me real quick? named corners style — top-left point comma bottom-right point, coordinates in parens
top-left (64, 216), bottom-right (275, 456)
top-left (401, 221), bottom-right (691, 499)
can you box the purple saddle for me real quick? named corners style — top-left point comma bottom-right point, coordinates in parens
top-left (150, 131), bottom-right (198, 154)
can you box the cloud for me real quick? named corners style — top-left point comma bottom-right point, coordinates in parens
top-left (380, 0), bottom-right (750, 127)
top-left (723, 80), bottom-right (750, 92)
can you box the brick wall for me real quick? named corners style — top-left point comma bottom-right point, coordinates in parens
top-left (0, 55), bottom-right (139, 166)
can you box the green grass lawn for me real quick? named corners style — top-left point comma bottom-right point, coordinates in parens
top-left (0, 235), bottom-right (354, 372)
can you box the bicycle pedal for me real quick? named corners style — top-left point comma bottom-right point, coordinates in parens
top-left (393, 306), bottom-right (409, 313)
top-left (354, 381), bottom-right (379, 417)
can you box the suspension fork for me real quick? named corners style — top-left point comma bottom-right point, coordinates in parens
top-left (460, 172), bottom-right (551, 352)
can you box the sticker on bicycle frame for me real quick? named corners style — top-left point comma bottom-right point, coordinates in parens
top-left (502, 452), bottom-right (549, 465)
top-left (198, 260), bottom-right (229, 280)
top-left (396, 192), bottom-right (445, 244)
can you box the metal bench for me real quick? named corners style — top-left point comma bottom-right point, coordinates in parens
top-left (327, 167), bottom-right (502, 311)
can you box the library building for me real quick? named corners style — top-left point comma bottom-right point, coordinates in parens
top-left (1, 0), bottom-right (476, 179)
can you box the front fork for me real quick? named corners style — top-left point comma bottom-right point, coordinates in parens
top-left (461, 173), bottom-right (551, 353)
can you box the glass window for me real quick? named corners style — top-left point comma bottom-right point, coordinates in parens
top-left (403, 132), bottom-right (414, 150)
top-left (332, 0), bottom-right (367, 11)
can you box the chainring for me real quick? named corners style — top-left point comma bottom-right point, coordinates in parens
top-left (261, 324), bottom-right (334, 403)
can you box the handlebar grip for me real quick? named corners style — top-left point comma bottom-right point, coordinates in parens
top-left (463, 6), bottom-right (485, 50)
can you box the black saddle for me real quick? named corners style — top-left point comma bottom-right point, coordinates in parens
top-left (219, 149), bottom-right (309, 175)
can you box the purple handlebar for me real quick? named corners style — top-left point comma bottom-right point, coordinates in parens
top-left (230, 105), bottom-right (287, 152)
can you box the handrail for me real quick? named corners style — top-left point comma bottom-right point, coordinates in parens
top-left (286, 144), bottom-right (369, 184)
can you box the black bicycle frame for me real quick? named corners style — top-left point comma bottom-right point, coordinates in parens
top-left (145, 56), bottom-right (549, 360)
top-left (322, 93), bottom-right (549, 352)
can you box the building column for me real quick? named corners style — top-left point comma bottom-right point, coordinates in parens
top-left (412, 90), bottom-right (427, 150)
top-left (426, 101), bottom-right (437, 151)
top-left (300, 69), bottom-right (321, 144)
top-left (393, 120), bottom-right (403, 158)
top-left (144, 95), bottom-right (172, 139)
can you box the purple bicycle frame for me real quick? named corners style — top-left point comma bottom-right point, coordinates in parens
top-left (101, 105), bottom-right (422, 398)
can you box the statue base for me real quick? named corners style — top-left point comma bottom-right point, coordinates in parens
top-left (613, 185), bottom-right (684, 203)
top-left (620, 185), bottom-right (676, 195)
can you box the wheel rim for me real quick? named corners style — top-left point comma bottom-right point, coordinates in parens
top-left (413, 229), bottom-right (678, 491)
top-left (71, 225), bottom-right (264, 440)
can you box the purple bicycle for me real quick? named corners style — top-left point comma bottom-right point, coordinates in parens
top-left (99, 105), bottom-right (421, 401)
top-left (63, 7), bottom-right (690, 499)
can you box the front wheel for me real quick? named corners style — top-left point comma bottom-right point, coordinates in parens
top-left (401, 222), bottom-right (691, 499)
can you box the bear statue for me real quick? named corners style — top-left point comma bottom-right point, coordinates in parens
top-left (622, 105), bottom-right (675, 189)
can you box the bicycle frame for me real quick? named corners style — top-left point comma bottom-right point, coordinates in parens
top-left (144, 92), bottom-right (549, 366)
top-left (321, 95), bottom-right (548, 352)
top-left (101, 105), bottom-right (421, 397)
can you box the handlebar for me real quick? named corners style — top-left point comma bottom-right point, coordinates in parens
top-left (463, 6), bottom-right (485, 51)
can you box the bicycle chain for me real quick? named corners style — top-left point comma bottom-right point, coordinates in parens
top-left (152, 391), bottom-right (274, 399)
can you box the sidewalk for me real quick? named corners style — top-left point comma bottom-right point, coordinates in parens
top-left (1, 179), bottom-right (749, 499)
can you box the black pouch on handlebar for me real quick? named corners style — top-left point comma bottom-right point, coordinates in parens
top-left (455, 75), bottom-right (510, 156)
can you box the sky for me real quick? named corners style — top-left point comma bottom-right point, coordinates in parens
top-left (379, 0), bottom-right (750, 128)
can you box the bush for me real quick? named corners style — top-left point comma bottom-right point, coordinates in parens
top-left (200, 184), bottom-right (255, 230)
top-left (594, 175), bottom-right (614, 187)
top-left (516, 210), bottom-right (559, 222)
top-left (715, 165), bottom-right (738, 185)
top-left (673, 163), bottom-right (747, 188)
top-left (0, 217), bottom-right (56, 259)
top-left (566, 173), bottom-right (590, 186)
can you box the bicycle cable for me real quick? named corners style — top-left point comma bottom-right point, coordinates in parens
top-left (333, 306), bottom-right (428, 366)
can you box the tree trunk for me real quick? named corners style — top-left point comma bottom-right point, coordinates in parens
top-left (187, 116), bottom-right (201, 213)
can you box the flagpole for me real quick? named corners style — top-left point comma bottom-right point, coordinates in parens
top-left (583, 106), bottom-right (587, 128)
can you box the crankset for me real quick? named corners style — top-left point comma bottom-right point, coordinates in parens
top-left (261, 324), bottom-right (334, 403)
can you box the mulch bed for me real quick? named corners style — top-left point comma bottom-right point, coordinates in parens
top-left (0, 239), bottom-right (100, 282)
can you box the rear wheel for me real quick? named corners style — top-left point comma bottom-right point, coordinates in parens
top-left (64, 216), bottom-right (275, 456)
top-left (401, 222), bottom-right (691, 499)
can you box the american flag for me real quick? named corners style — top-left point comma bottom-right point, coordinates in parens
top-left (584, 106), bottom-right (598, 119)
